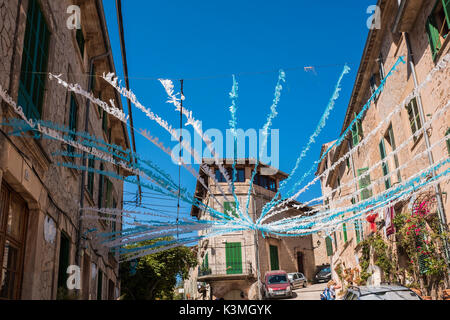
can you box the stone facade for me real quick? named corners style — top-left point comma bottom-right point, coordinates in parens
top-left (0, 0), bottom-right (129, 299)
top-left (184, 160), bottom-right (316, 300)
top-left (316, 0), bottom-right (450, 298)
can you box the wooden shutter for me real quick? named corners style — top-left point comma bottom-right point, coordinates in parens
top-left (269, 245), bottom-right (279, 270)
top-left (343, 223), bottom-right (348, 243)
top-left (426, 14), bottom-right (441, 60)
top-left (379, 139), bottom-right (391, 190)
top-left (443, 0), bottom-right (450, 31)
top-left (18, 0), bottom-right (50, 119)
top-left (325, 236), bottom-right (333, 256)
top-left (446, 128), bottom-right (450, 156)
top-left (358, 168), bottom-right (372, 200)
top-left (223, 202), bottom-right (237, 219)
top-left (87, 158), bottom-right (95, 195)
top-left (225, 242), bottom-right (242, 274)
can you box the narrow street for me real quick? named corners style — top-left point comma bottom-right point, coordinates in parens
top-left (282, 283), bottom-right (327, 301)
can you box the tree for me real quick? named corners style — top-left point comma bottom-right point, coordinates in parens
top-left (119, 239), bottom-right (197, 300)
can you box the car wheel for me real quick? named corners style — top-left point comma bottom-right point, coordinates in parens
top-left (303, 282), bottom-right (307, 288)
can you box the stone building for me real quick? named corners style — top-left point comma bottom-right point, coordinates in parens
top-left (184, 159), bottom-right (316, 300)
top-left (316, 0), bottom-right (450, 298)
top-left (0, 0), bottom-right (130, 299)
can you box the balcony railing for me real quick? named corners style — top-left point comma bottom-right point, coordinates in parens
top-left (198, 262), bottom-right (254, 278)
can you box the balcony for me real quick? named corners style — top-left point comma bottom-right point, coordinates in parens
top-left (197, 262), bottom-right (255, 282)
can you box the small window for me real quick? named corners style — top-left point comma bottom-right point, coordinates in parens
top-left (223, 202), bottom-right (238, 219)
top-left (76, 28), bottom-right (85, 57)
top-left (379, 139), bottom-right (391, 190)
top-left (426, 0), bottom-right (450, 61)
top-left (446, 128), bottom-right (450, 155)
top-left (87, 158), bottom-right (95, 196)
top-left (67, 94), bottom-right (78, 155)
top-left (351, 113), bottom-right (363, 147)
top-left (406, 98), bottom-right (422, 140)
top-left (325, 236), bottom-right (333, 256)
top-left (18, 0), bottom-right (50, 119)
top-left (358, 168), bottom-right (373, 200)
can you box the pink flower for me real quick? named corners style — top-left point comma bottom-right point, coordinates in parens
top-left (406, 232), bottom-right (410, 235)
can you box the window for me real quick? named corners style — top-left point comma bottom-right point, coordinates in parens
top-left (87, 158), bottom-right (95, 196)
top-left (76, 28), bottom-right (85, 58)
top-left (57, 232), bottom-right (70, 298)
top-left (18, 0), bottom-right (50, 119)
top-left (202, 252), bottom-right (209, 269)
top-left (379, 139), bottom-right (391, 190)
top-left (97, 270), bottom-right (103, 300)
top-left (378, 54), bottom-right (386, 80)
top-left (351, 113), bottom-right (363, 147)
top-left (406, 98), bottom-right (422, 140)
top-left (269, 245), bottom-right (279, 270)
top-left (108, 279), bottom-right (115, 300)
top-left (343, 222), bottom-right (348, 243)
top-left (446, 128), bottom-right (450, 155)
top-left (352, 198), bottom-right (362, 244)
top-left (358, 168), bottom-right (373, 200)
top-left (386, 125), bottom-right (401, 183)
top-left (223, 202), bottom-right (238, 219)
top-left (255, 174), bottom-right (277, 192)
top-left (98, 164), bottom-right (104, 209)
top-left (225, 242), bottom-right (242, 274)
top-left (67, 94), bottom-right (78, 154)
top-left (0, 183), bottom-right (28, 300)
top-left (426, 0), bottom-right (450, 61)
top-left (215, 168), bottom-right (245, 183)
top-left (325, 236), bottom-right (333, 256)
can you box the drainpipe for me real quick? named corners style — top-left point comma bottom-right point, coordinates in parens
top-left (403, 32), bottom-right (450, 269)
top-left (76, 51), bottom-right (111, 273)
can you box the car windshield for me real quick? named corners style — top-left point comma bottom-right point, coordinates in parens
top-left (318, 267), bottom-right (330, 275)
top-left (267, 275), bottom-right (288, 284)
top-left (359, 290), bottom-right (421, 300)
top-left (287, 274), bottom-right (294, 280)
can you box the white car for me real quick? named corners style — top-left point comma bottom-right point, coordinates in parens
top-left (288, 272), bottom-right (307, 289)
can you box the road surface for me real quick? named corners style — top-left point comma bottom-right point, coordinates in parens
top-left (282, 282), bottom-right (327, 300)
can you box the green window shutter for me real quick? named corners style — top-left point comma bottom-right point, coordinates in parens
top-left (225, 242), bottom-right (242, 274)
top-left (223, 202), bottom-right (237, 219)
top-left (446, 128), bottom-right (450, 156)
top-left (98, 164), bottom-right (104, 208)
top-left (343, 223), bottom-right (348, 243)
top-left (325, 236), bottom-right (333, 256)
top-left (442, 0), bottom-right (450, 33)
top-left (76, 28), bottom-right (85, 56)
top-left (269, 245), bottom-right (279, 270)
top-left (67, 94), bottom-right (78, 154)
top-left (87, 158), bottom-right (95, 195)
top-left (379, 139), bottom-right (391, 190)
top-left (426, 14), bottom-right (441, 60)
top-left (351, 198), bottom-right (361, 244)
top-left (18, 0), bottom-right (50, 120)
top-left (203, 252), bottom-right (209, 269)
top-left (358, 168), bottom-right (372, 200)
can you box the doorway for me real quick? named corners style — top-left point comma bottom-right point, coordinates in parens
top-left (297, 252), bottom-right (304, 274)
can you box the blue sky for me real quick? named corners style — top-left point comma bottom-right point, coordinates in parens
top-left (102, 0), bottom-right (376, 213)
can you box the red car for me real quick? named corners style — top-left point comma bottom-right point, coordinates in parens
top-left (262, 270), bottom-right (293, 299)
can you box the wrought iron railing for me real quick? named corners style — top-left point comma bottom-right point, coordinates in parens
top-left (198, 262), bottom-right (254, 277)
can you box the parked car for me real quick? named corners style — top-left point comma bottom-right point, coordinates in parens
top-left (288, 272), bottom-right (307, 289)
top-left (314, 265), bottom-right (331, 283)
top-left (342, 285), bottom-right (422, 300)
top-left (262, 270), bottom-right (293, 299)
